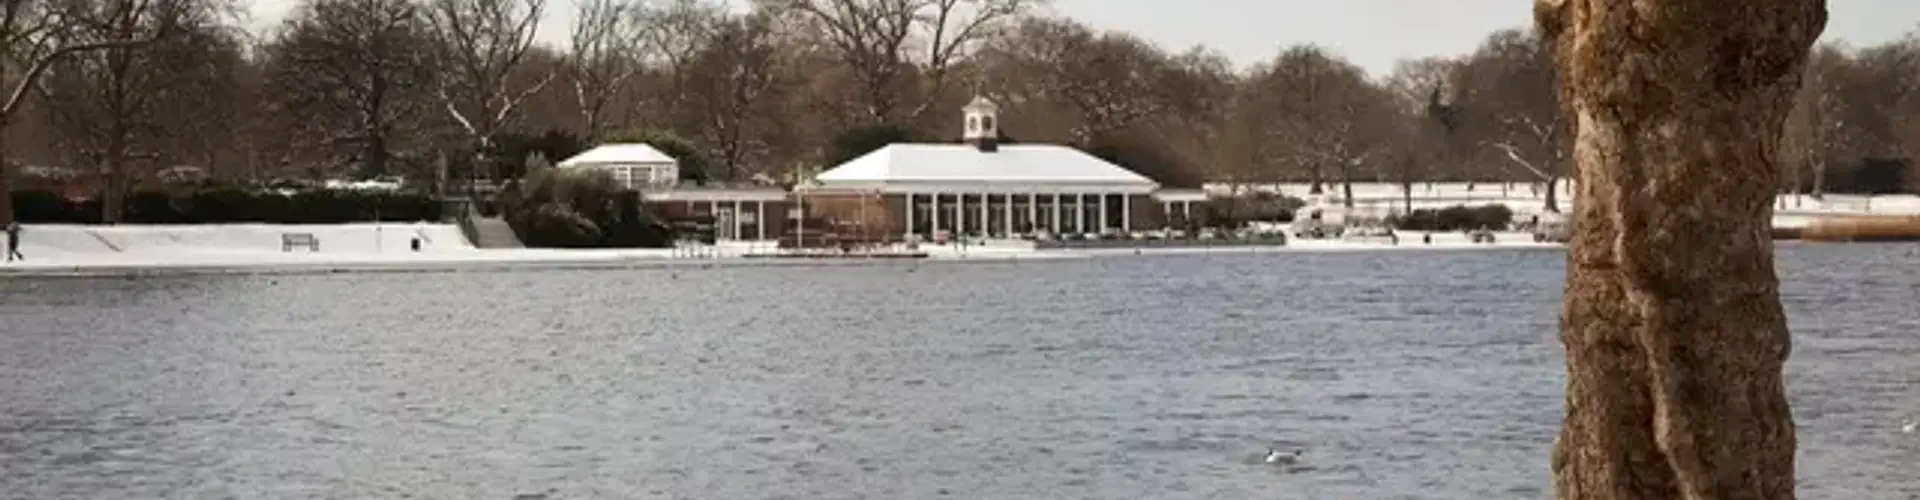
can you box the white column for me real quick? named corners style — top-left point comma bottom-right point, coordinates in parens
top-left (709, 200), bottom-right (722, 240)
top-left (931, 193), bottom-right (942, 235)
top-left (978, 192), bottom-right (989, 237)
top-left (1051, 193), bottom-right (1062, 233)
top-left (733, 200), bottom-right (744, 241)
top-left (756, 201), bottom-right (766, 240)
top-left (1121, 195), bottom-right (1131, 232)
top-left (1099, 194), bottom-right (1110, 232)
top-left (1002, 193), bottom-right (1013, 238)
top-left (956, 193), bottom-right (966, 236)
top-left (905, 192), bottom-right (915, 240)
top-left (1183, 201), bottom-right (1193, 221)
top-left (1027, 193), bottom-right (1038, 235)
top-left (1074, 194), bottom-right (1086, 234)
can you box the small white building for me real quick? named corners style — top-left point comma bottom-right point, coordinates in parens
top-left (558, 143), bottom-right (680, 191)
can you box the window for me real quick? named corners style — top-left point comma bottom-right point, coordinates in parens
top-left (968, 116), bottom-right (980, 133)
top-left (981, 116), bottom-right (995, 133)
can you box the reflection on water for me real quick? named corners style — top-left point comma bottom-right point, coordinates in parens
top-left (2, 244), bottom-right (1917, 499)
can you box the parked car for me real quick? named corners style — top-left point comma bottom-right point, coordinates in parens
top-left (1290, 203), bottom-right (1348, 239)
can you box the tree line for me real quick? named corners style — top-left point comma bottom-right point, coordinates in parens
top-left (3, 0), bottom-right (1917, 223)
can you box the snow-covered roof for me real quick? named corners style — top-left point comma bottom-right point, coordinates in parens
top-left (814, 144), bottom-right (1159, 194)
top-left (558, 143), bottom-right (677, 167)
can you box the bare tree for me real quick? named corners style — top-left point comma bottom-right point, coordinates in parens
top-left (683, 12), bottom-right (787, 182)
top-left (1456, 29), bottom-right (1569, 212)
top-left (426, 0), bottom-right (552, 186)
top-left (764, 0), bottom-right (1036, 123)
top-left (1539, 0), bottom-right (1824, 498)
top-left (632, 0), bottom-right (722, 131)
top-left (1048, 24), bottom-right (1170, 142)
top-left (1154, 46), bottom-right (1237, 189)
top-left (1385, 58), bottom-right (1461, 206)
top-left (980, 17), bottom-right (1189, 145)
top-left (34, 0), bottom-right (210, 223)
top-left (1832, 35), bottom-right (1920, 194)
top-left (1243, 45), bottom-right (1385, 204)
top-left (154, 26), bottom-right (245, 176)
top-left (1383, 57), bottom-right (1454, 113)
top-left (1780, 44), bottom-right (1852, 202)
top-left (265, 0), bottom-right (438, 180)
top-left (566, 0), bottom-right (640, 138)
top-left (0, 0), bottom-right (179, 224)
top-left (1844, 37), bottom-right (1920, 156)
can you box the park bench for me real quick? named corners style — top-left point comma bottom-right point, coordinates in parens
top-left (281, 233), bottom-right (319, 252)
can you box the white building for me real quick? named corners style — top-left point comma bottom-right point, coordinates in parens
top-left (807, 96), bottom-right (1201, 239)
top-left (557, 143), bottom-right (680, 191)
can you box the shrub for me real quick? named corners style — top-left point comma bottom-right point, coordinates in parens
top-left (9, 187), bottom-right (443, 224)
top-left (499, 168), bottom-right (671, 248)
top-left (11, 190), bottom-right (92, 223)
top-left (522, 203), bottom-right (603, 247)
top-left (1204, 192), bottom-right (1306, 227)
top-left (1390, 204), bottom-right (1515, 231)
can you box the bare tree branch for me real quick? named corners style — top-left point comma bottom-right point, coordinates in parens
top-left (1491, 141), bottom-right (1552, 180)
top-left (773, 0), bottom-right (1036, 122)
top-left (427, 0), bottom-right (548, 152)
top-left (4, 36), bottom-right (157, 117)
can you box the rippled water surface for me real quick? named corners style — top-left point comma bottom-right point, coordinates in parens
top-left (3, 245), bottom-right (1919, 499)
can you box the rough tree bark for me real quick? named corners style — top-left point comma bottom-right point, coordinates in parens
top-left (1539, 0), bottom-right (1825, 499)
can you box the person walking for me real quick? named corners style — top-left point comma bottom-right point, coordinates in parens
top-left (6, 221), bottom-right (22, 262)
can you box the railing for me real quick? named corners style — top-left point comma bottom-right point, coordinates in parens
top-left (670, 242), bottom-right (721, 259)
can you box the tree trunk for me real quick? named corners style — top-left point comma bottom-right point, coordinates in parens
top-left (1789, 154), bottom-right (1804, 208)
top-left (1340, 163), bottom-right (1355, 209)
top-left (1539, 1), bottom-right (1824, 499)
top-left (1544, 176), bottom-right (1561, 213)
top-left (0, 117), bottom-right (12, 227)
top-left (1810, 159), bottom-right (1826, 200)
top-left (102, 155), bottom-right (123, 224)
top-left (1403, 180), bottom-right (1414, 214)
top-left (367, 133), bottom-right (389, 178)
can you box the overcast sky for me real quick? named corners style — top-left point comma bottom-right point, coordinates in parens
top-left (246, 0), bottom-right (1918, 77)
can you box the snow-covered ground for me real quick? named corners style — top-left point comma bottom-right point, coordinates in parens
top-left (0, 223), bottom-right (1557, 275)
top-left (4, 223), bottom-right (774, 273)
top-left (5, 186), bottom-right (1915, 275)
top-left (1211, 182), bottom-right (1920, 227)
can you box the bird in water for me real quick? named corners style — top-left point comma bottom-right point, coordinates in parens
top-left (1264, 448), bottom-right (1301, 466)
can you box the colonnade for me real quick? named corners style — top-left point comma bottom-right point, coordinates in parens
top-left (902, 192), bottom-right (1133, 239)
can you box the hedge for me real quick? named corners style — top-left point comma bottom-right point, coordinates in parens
top-left (498, 168), bottom-right (672, 248)
top-left (10, 188), bottom-right (443, 224)
top-left (1390, 204), bottom-right (1515, 231)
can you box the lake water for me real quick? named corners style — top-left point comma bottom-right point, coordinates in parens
top-left (2, 245), bottom-right (1918, 499)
